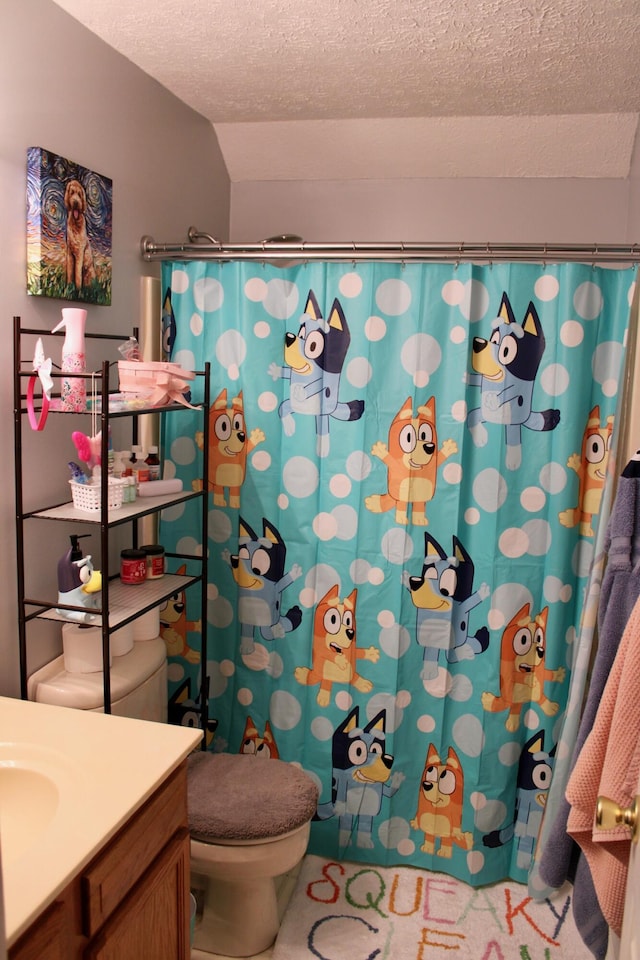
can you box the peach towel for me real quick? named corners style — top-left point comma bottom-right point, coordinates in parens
top-left (566, 592), bottom-right (640, 936)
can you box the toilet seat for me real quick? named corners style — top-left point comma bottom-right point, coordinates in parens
top-left (187, 751), bottom-right (318, 842)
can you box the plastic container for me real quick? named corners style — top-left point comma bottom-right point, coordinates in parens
top-left (124, 476), bottom-right (137, 503)
top-left (131, 446), bottom-right (150, 484)
top-left (112, 451), bottom-right (127, 479)
top-left (52, 308), bottom-right (87, 412)
top-left (120, 549), bottom-right (147, 584)
top-left (141, 544), bottom-right (165, 579)
top-left (145, 446), bottom-right (161, 481)
top-left (70, 478), bottom-right (125, 513)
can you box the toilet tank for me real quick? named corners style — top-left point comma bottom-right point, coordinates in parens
top-left (27, 638), bottom-right (168, 722)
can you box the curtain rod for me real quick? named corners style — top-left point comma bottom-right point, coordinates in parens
top-left (140, 227), bottom-right (640, 265)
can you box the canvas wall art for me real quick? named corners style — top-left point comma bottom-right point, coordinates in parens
top-left (26, 147), bottom-right (112, 305)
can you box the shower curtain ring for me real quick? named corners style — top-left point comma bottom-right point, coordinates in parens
top-left (486, 242), bottom-right (493, 268)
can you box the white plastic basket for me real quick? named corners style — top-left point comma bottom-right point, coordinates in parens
top-left (69, 478), bottom-right (126, 513)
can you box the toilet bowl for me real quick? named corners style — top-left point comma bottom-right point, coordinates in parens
top-left (187, 751), bottom-right (318, 957)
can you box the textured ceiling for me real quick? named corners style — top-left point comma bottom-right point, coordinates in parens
top-left (52, 0), bottom-right (640, 181)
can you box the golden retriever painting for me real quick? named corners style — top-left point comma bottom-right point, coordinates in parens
top-left (64, 179), bottom-right (96, 289)
top-left (26, 147), bottom-right (112, 305)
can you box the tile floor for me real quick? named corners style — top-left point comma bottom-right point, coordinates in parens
top-left (191, 863), bottom-right (301, 960)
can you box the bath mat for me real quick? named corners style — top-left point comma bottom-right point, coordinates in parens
top-left (273, 855), bottom-right (592, 959)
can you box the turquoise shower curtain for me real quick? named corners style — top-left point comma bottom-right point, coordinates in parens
top-left (159, 259), bottom-right (635, 888)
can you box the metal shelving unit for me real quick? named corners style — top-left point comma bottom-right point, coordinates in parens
top-left (13, 315), bottom-right (210, 735)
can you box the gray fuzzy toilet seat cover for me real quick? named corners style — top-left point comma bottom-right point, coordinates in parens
top-left (187, 752), bottom-right (319, 842)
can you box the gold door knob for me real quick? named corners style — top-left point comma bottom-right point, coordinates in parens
top-left (596, 795), bottom-right (639, 841)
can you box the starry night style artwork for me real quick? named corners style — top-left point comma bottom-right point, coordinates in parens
top-left (27, 147), bottom-right (112, 305)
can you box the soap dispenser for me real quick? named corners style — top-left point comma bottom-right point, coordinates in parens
top-left (56, 534), bottom-right (102, 622)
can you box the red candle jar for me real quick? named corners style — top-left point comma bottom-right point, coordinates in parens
top-left (120, 548), bottom-right (147, 584)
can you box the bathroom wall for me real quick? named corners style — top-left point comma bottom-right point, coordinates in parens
top-left (229, 175), bottom-right (638, 243)
top-left (0, 0), bottom-right (230, 698)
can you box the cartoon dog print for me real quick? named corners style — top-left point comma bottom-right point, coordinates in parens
top-left (315, 707), bottom-right (404, 849)
top-left (162, 286), bottom-right (176, 359)
top-left (294, 585), bottom-right (379, 707)
top-left (559, 405), bottom-right (613, 538)
top-left (482, 730), bottom-right (555, 870)
top-left (268, 290), bottom-right (364, 458)
top-left (168, 677), bottom-right (218, 747)
top-left (365, 396), bottom-right (457, 526)
top-left (481, 603), bottom-right (565, 732)
top-left (226, 517), bottom-right (302, 655)
top-left (466, 292), bottom-right (560, 471)
top-left (411, 744), bottom-right (473, 858)
top-left (160, 564), bottom-right (201, 664)
top-left (239, 715), bottom-right (280, 759)
top-left (404, 533), bottom-right (490, 681)
top-left (193, 389), bottom-right (265, 506)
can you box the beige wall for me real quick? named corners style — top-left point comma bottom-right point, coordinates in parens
top-left (229, 176), bottom-right (636, 243)
top-left (0, 0), bottom-right (230, 697)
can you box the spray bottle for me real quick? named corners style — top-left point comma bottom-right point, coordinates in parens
top-left (56, 533), bottom-right (102, 622)
top-left (52, 307), bottom-right (87, 411)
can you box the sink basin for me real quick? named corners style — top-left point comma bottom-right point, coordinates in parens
top-left (0, 767), bottom-right (59, 864)
top-left (0, 742), bottom-right (78, 866)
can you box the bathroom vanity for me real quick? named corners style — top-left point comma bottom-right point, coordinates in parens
top-left (1, 697), bottom-right (202, 959)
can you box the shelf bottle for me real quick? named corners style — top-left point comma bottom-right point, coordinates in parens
top-left (52, 307), bottom-right (87, 412)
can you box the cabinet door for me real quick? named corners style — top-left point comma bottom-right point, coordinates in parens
top-left (84, 829), bottom-right (190, 960)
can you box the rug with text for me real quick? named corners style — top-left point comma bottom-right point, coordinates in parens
top-left (273, 855), bottom-right (592, 960)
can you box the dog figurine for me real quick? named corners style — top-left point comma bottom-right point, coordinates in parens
top-left (315, 707), bottom-right (404, 849)
top-left (160, 564), bottom-right (201, 663)
top-left (481, 603), bottom-right (565, 732)
top-left (482, 730), bottom-right (555, 870)
top-left (411, 744), bottom-right (473, 858)
top-left (294, 585), bottom-right (379, 707)
top-left (64, 178), bottom-right (96, 289)
top-left (239, 715), bottom-right (280, 759)
top-left (268, 290), bottom-right (364, 458)
top-left (405, 533), bottom-right (490, 681)
top-left (466, 293), bottom-right (560, 471)
top-left (226, 517), bottom-right (302, 655)
top-left (365, 396), bottom-right (457, 525)
top-left (559, 405), bottom-right (613, 537)
top-left (193, 389), bottom-right (265, 506)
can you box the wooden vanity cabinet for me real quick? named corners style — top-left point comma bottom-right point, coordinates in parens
top-left (9, 762), bottom-right (192, 960)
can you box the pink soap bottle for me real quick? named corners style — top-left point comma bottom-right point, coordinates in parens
top-left (52, 307), bottom-right (87, 412)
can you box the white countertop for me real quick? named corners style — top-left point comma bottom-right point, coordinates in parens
top-left (0, 696), bottom-right (202, 948)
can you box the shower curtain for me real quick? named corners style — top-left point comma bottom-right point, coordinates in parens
top-left (158, 258), bottom-right (635, 888)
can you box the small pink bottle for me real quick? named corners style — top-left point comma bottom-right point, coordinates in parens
top-left (52, 307), bottom-right (87, 411)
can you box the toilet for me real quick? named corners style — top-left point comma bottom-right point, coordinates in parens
top-left (27, 636), bottom-right (168, 720)
top-left (188, 751), bottom-right (319, 957)
top-left (28, 641), bottom-right (318, 957)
